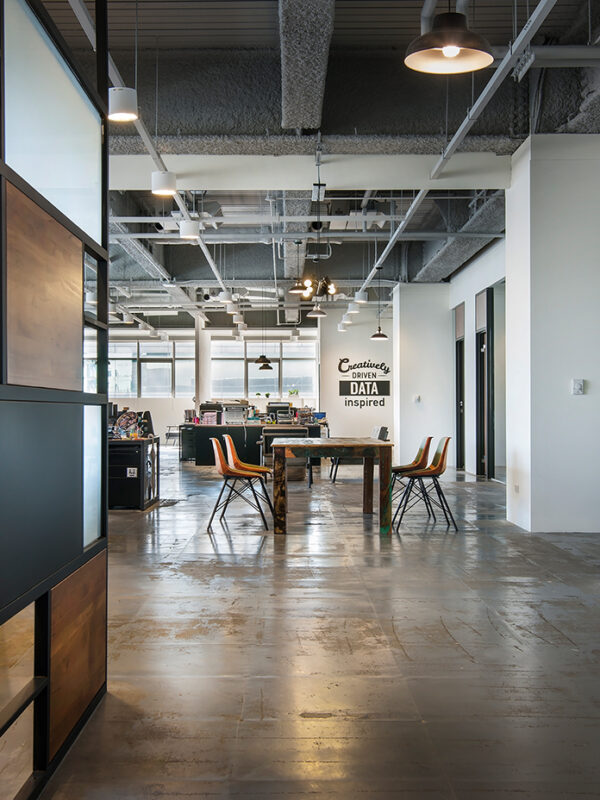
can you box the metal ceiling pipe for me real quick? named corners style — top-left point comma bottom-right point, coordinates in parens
top-left (420, 0), bottom-right (439, 34)
top-left (68, 0), bottom-right (228, 294)
top-left (431, 0), bottom-right (559, 179)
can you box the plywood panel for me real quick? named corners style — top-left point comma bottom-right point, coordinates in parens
top-left (6, 182), bottom-right (83, 390)
top-left (49, 551), bottom-right (106, 759)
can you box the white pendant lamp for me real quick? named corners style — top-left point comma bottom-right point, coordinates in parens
top-left (337, 323), bottom-right (346, 333)
top-left (226, 303), bottom-right (237, 315)
top-left (237, 322), bottom-right (248, 331)
top-left (218, 289), bottom-right (232, 303)
top-left (342, 313), bottom-right (353, 325)
top-left (232, 313), bottom-right (244, 324)
top-left (404, 12), bottom-right (493, 75)
top-left (354, 290), bottom-right (368, 304)
top-left (152, 171), bottom-right (177, 197)
top-left (108, 0), bottom-right (140, 122)
top-left (108, 87), bottom-right (139, 122)
top-left (347, 302), bottom-right (360, 314)
top-left (179, 220), bottom-right (199, 239)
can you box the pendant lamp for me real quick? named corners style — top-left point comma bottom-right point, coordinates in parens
top-left (354, 290), bottom-right (368, 304)
top-left (152, 170), bottom-right (177, 197)
top-left (370, 265), bottom-right (389, 341)
top-left (259, 361), bottom-right (273, 371)
top-left (108, 0), bottom-right (139, 121)
top-left (307, 303), bottom-right (327, 318)
top-left (404, 12), bottom-right (493, 75)
top-left (179, 220), bottom-right (199, 239)
top-left (337, 323), bottom-right (346, 333)
top-left (108, 87), bottom-right (138, 122)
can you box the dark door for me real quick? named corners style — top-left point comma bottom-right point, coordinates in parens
top-left (476, 331), bottom-right (488, 476)
top-left (455, 338), bottom-right (465, 470)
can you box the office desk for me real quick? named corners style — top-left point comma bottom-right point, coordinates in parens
top-left (271, 437), bottom-right (394, 535)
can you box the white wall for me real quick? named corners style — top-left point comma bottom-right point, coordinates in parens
top-left (393, 284), bottom-right (454, 466)
top-left (319, 307), bottom-right (394, 438)
top-left (449, 239), bottom-right (506, 475)
top-left (109, 397), bottom-right (192, 441)
top-left (506, 135), bottom-right (600, 532)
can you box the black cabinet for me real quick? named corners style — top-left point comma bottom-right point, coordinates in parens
top-left (109, 438), bottom-right (160, 509)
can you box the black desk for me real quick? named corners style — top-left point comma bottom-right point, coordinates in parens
top-left (180, 424), bottom-right (325, 466)
top-left (109, 437), bottom-right (160, 509)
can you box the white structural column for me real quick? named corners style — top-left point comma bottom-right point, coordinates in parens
top-left (195, 321), bottom-right (212, 412)
top-left (505, 135), bottom-right (600, 532)
top-left (392, 284), bottom-right (454, 466)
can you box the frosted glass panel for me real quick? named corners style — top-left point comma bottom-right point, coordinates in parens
top-left (4, 0), bottom-right (102, 243)
top-left (83, 406), bottom-right (102, 547)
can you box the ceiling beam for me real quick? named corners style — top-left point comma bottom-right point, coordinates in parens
top-left (109, 153), bottom-right (511, 192)
top-left (279, 0), bottom-right (335, 129)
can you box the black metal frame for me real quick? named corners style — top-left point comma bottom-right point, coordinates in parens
top-left (393, 476), bottom-right (458, 532)
top-left (455, 338), bottom-right (465, 470)
top-left (207, 474), bottom-right (274, 531)
top-left (475, 288), bottom-right (495, 479)
top-left (0, 1), bottom-right (109, 797)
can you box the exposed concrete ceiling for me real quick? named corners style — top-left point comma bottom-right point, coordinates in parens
top-left (44, 0), bottom-right (600, 330)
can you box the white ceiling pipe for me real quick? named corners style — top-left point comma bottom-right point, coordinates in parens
top-left (68, 0), bottom-right (228, 294)
top-left (358, 0), bottom-right (557, 293)
top-left (430, 0), bottom-right (558, 180)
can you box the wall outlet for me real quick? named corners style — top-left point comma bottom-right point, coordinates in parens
top-left (571, 378), bottom-right (585, 395)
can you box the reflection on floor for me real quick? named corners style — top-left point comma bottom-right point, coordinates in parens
top-left (41, 450), bottom-right (600, 798)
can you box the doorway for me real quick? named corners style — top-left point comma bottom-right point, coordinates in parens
top-left (454, 303), bottom-right (465, 470)
top-left (475, 289), bottom-right (494, 478)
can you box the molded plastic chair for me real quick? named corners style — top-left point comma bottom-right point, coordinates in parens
top-left (394, 437), bottom-right (458, 532)
top-left (390, 436), bottom-right (433, 496)
top-left (222, 433), bottom-right (272, 480)
top-left (207, 438), bottom-right (271, 531)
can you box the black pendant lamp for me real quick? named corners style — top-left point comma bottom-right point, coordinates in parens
top-left (255, 288), bottom-right (272, 365)
top-left (370, 265), bottom-right (389, 342)
top-left (404, 11), bottom-right (493, 75)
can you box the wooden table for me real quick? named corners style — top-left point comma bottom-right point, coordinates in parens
top-left (271, 437), bottom-right (394, 535)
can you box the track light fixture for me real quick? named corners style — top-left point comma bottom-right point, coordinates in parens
top-left (404, 11), bottom-right (493, 74)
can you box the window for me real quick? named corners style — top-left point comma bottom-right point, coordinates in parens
top-left (109, 359), bottom-right (137, 397)
top-left (140, 361), bottom-right (172, 397)
top-left (282, 359), bottom-right (316, 397)
top-left (83, 328), bottom-right (98, 393)
top-left (212, 359), bottom-right (244, 397)
top-left (248, 361), bottom-right (280, 397)
top-left (175, 360), bottom-right (195, 397)
top-left (209, 338), bottom-right (318, 401)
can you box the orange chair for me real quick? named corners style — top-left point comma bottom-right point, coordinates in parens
top-left (390, 436), bottom-right (433, 497)
top-left (207, 438), bottom-right (270, 531)
top-left (222, 433), bottom-right (271, 480)
top-left (394, 437), bottom-right (457, 531)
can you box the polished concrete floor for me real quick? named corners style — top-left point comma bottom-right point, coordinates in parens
top-left (40, 450), bottom-right (600, 799)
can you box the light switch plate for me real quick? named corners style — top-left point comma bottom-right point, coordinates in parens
top-left (571, 378), bottom-right (584, 395)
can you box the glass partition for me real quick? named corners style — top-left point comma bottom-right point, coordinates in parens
top-left (4, 0), bottom-right (102, 244)
top-left (83, 406), bottom-right (102, 547)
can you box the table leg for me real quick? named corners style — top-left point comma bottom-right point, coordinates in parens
top-left (363, 457), bottom-right (374, 513)
top-left (273, 447), bottom-right (287, 535)
top-left (379, 447), bottom-right (392, 535)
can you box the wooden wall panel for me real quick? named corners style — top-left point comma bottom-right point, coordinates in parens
top-left (6, 182), bottom-right (83, 390)
top-left (49, 551), bottom-right (106, 759)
